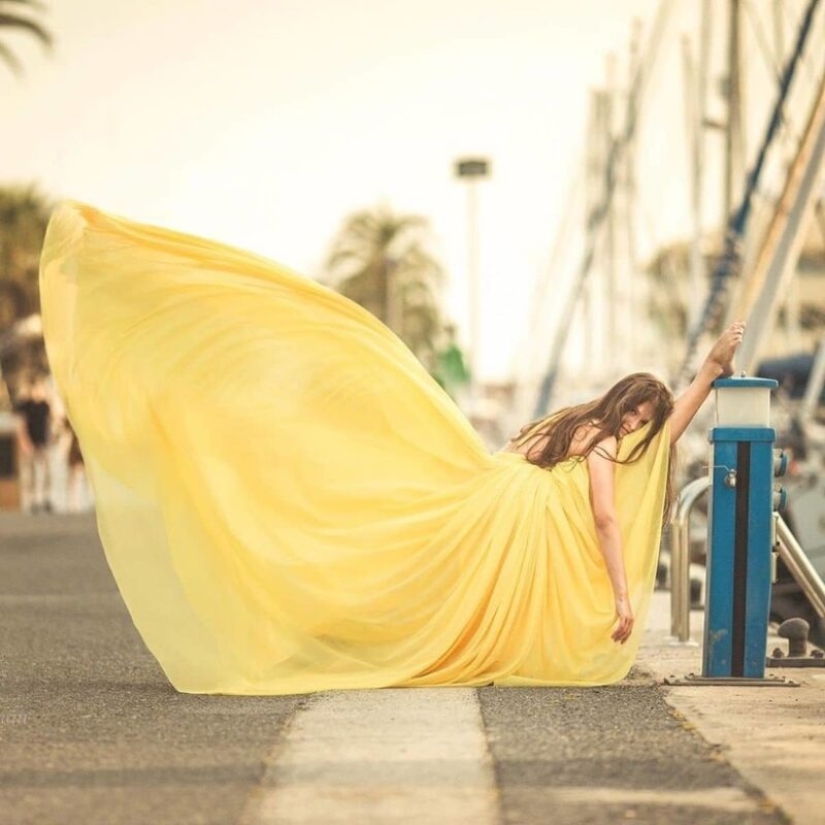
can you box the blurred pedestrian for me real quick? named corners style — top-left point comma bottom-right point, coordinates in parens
top-left (14, 375), bottom-right (53, 514)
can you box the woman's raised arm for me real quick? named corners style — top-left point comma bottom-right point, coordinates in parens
top-left (669, 322), bottom-right (746, 446)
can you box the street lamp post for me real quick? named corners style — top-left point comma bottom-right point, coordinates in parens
top-left (454, 157), bottom-right (490, 395)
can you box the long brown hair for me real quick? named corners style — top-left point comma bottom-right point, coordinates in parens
top-left (511, 373), bottom-right (676, 521)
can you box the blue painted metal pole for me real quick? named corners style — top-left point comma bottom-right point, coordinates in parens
top-left (702, 377), bottom-right (779, 678)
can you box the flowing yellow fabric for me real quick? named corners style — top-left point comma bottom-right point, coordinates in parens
top-left (40, 201), bottom-right (670, 695)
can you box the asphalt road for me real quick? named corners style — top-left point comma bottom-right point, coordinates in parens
top-left (0, 513), bottom-right (789, 825)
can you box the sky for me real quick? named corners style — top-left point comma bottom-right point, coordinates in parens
top-left (3, 0), bottom-right (804, 382)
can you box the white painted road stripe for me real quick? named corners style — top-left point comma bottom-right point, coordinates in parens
top-left (240, 688), bottom-right (500, 825)
top-left (536, 786), bottom-right (760, 812)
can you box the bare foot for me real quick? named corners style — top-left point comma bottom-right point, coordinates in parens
top-left (705, 321), bottom-right (746, 377)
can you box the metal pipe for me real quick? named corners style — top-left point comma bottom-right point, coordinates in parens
top-left (669, 476), bottom-right (710, 641)
top-left (724, 0), bottom-right (744, 226)
top-left (775, 516), bottom-right (825, 618)
top-left (736, 71), bottom-right (825, 372)
top-left (681, 34), bottom-right (702, 331)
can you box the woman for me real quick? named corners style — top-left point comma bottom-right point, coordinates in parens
top-left (501, 322), bottom-right (744, 647)
top-left (40, 201), bottom-right (743, 695)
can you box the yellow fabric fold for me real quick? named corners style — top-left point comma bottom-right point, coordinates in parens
top-left (40, 201), bottom-right (669, 695)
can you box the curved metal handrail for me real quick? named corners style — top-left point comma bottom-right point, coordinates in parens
top-left (775, 515), bottom-right (825, 618)
top-left (667, 479), bottom-right (825, 643)
top-left (668, 476), bottom-right (710, 642)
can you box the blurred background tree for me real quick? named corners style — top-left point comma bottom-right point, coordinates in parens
top-left (0, 186), bottom-right (51, 328)
top-left (323, 205), bottom-right (454, 377)
top-left (0, 3), bottom-right (52, 405)
top-left (0, 0), bottom-right (51, 75)
top-left (0, 186), bottom-right (52, 404)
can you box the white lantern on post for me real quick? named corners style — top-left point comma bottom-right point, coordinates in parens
top-left (714, 377), bottom-right (777, 427)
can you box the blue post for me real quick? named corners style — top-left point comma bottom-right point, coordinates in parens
top-left (702, 377), bottom-right (779, 678)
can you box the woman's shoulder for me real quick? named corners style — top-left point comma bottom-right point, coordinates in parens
top-left (567, 421), bottom-right (604, 458)
top-left (587, 434), bottom-right (618, 461)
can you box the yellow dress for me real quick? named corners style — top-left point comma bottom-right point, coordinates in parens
top-left (39, 201), bottom-right (670, 695)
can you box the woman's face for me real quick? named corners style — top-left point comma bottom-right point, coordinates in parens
top-left (619, 400), bottom-right (655, 438)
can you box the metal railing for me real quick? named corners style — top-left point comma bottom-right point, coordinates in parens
top-left (775, 516), bottom-right (825, 619)
top-left (669, 476), bottom-right (710, 642)
top-left (668, 478), bottom-right (825, 642)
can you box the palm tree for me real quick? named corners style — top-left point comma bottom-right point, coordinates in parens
top-left (0, 185), bottom-right (50, 329)
top-left (324, 205), bottom-right (449, 372)
top-left (0, 0), bottom-right (51, 75)
top-left (0, 186), bottom-right (51, 403)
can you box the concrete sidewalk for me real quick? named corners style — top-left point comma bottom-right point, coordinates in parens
top-left (639, 590), bottom-right (825, 825)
